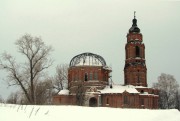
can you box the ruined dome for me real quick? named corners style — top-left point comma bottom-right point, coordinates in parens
top-left (69, 52), bottom-right (106, 67)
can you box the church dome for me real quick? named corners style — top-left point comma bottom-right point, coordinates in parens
top-left (129, 12), bottom-right (140, 33)
top-left (69, 52), bottom-right (106, 67)
top-left (129, 25), bottom-right (140, 33)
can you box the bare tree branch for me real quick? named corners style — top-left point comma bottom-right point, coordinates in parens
top-left (0, 34), bottom-right (53, 104)
top-left (52, 64), bottom-right (68, 94)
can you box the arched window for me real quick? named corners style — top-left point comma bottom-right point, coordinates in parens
top-left (141, 99), bottom-right (144, 105)
top-left (89, 72), bottom-right (93, 80)
top-left (106, 98), bottom-right (109, 104)
top-left (94, 72), bottom-right (98, 80)
top-left (124, 95), bottom-right (128, 104)
top-left (136, 46), bottom-right (140, 57)
top-left (85, 73), bottom-right (88, 81)
top-left (137, 70), bottom-right (140, 83)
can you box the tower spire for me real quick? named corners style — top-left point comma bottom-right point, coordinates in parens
top-left (132, 11), bottom-right (137, 26)
top-left (134, 11), bottom-right (136, 19)
top-left (129, 11), bottom-right (140, 33)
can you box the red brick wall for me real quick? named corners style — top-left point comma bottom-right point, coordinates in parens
top-left (53, 95), bottom-right (76, 105)
top-left (68, 66), bottom-right (110, 82)
top-left (101, 92), bottom-right (158, 109)
top-left (127, 33), bottom-right (143, 42)
top-left (53, 91), bottom-right (158, 109)
top-left (68, 66), bottom-right (111, 94)
top-left (124, 32), bottom-right (147, 87)
top-left (124, 65), bottom-right (147, 87)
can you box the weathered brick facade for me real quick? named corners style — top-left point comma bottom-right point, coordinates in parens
top-left (124, 18), bottom-right (147, 87)
top-left (68, 66), bottom-right (110, 94)
top-left (52, 14), bottom-right (159, 109)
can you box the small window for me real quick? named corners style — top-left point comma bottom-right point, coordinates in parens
top-left (141, 99), bottom-right (144, 105)
top-left (94, 72), bottom-right (98, 80)
top-left (89, 73), bottom-right (93, 80)
top-left (137, 70), bottom-right (140, 83)
top-left (106, 98), bottom-right (109, 104)
top-left (85, 73), bottom-right (88, 81)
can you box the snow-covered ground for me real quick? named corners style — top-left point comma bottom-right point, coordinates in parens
top-left (0, 103), bottom-right (180, 121)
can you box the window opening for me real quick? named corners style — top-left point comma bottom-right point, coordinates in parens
top-left (141, 99), bottom-right (144, 105)
top-left (124, 95), bottom-right (128, 104)
top-left (106, 98), bottom-right (109, 104)
top-left (89, 97), bottom-right (97, 107)
top-left (137, 70), bottom-right (140, 83)
top-left (89, 73), bottom-right (93, 80)
top-left (94, 72), bottom-right (98, 80)
top-left (85, 73), bottom-right (88, 81)
top-left (136, 46), bottom-right (140, 57)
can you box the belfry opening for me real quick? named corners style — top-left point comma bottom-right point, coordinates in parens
top-left (136, 46), bottom-right (140, 57)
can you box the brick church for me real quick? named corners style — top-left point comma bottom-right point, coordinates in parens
top-left (53, 14), bottom-right (159, 109)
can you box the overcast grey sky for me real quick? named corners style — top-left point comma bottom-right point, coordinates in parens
top-left (0, 0), bottom-right (180, 99)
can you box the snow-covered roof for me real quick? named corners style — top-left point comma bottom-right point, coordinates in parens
top-left (139, 92), bottom-right (159, 97)
top-left (135, 86), bottom-right (149, 88)
top-left (103, 66), bottom-right (112, 71)
top-left (99, 85), bottom-right (139, 94)
top-left (58, 89), bottom-right (69, 95)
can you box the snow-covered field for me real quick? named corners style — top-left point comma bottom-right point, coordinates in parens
top-left (0, 103), bottom-right (180, 121)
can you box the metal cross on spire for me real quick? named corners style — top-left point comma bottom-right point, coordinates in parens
top-left (134, 11), bottom-right (136, 19)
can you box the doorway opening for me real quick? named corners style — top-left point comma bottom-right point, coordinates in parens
top-left (89, 97), bottom-right (97, 107)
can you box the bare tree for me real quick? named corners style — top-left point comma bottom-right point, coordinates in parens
top-left (52, 64), bottom-right (68, 94)
top-left (34, 79), bottom-right (53, 104)
top-left (76, 82), bottom-right (88, 106)
top-left (0, 34), bottom-right (53, 104)
top-left (153, 73), bottom-right (179, 109)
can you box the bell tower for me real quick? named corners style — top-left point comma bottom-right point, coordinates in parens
top-left (124, 12), bottom-right (147, 87)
